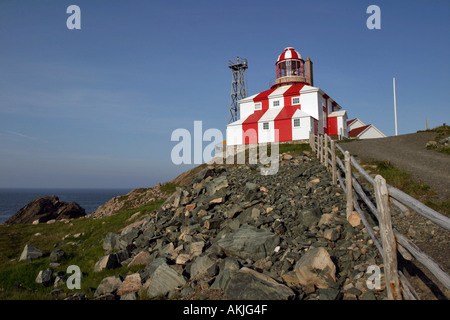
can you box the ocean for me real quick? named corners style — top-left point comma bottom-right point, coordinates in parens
top-left (0, 188), bottom-right (133, 223)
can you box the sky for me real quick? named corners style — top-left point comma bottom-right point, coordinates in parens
top-left (0, 0), bottom-right (449, 188)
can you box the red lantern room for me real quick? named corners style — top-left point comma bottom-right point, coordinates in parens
top-left (273, 47), bottom-right (313, 89)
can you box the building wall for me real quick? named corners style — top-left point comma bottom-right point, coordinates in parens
top-left (226, 124), bottom-right (243, 145)
top-left (292, 116), bottom-right (312, 140)
top-left (359, 126), bottom-right (385, 139)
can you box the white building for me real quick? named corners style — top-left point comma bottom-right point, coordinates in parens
top-left (347, 118), bottom-right (386, 139)
top-left (226, 47), bottom-right (349, 146)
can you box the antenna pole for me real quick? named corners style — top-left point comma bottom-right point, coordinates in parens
top-left (393, 77), bottom-right (398, 136)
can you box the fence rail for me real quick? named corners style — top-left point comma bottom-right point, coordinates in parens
top-left (309, 133), bottom-right (450, 300)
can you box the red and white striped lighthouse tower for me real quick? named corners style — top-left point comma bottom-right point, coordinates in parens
top-left (226, 47), bottom-right (349, 145)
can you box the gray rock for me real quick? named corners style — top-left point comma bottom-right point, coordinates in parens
top-left (35, 268), bottom-right (53, 286)
top-left (206, 175), bottom-right (229, 196)
top-left (190, 254), bottom-right (218, 279)
top-left (360, 291), bottom-right (377, 300)
top-left (223, 267), bottom-right (295, 300)
top-left (300, 206), bottom-right (322, 227)
top-left (94, 254), bottom-right (120, 272)
top-left (147, 262), bottom-right (187, 298)
top-left (319, 288), bottom-right (340, 300)
top-left (49, 249), bottom-right (66, 263)
top-left (95, 275), bottom-right (123, 298)
top-left (103, 232), bottom-right (120, 253)
top-left (19, 244), bottom-right (43, 262)
top-left (217, 225), bottom-right (280, 261)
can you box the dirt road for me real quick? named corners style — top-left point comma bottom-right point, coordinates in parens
top-left (340, 131), bottom-right (450, 202)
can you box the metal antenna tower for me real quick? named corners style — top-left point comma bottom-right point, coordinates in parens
top-left (228, 57), bottom-right (248, 123)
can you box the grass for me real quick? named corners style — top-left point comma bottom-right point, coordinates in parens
top-left (422, 124), bottom-right (450, 155)
top-left (0, 198), bottom-right (167, 300)
top-left (361, 159), bottom-right (449, 216)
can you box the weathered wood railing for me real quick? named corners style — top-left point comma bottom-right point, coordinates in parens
top-left (309, 132), bottom-right (450, 300)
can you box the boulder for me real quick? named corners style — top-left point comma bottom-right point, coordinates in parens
top-left (190, 254), bottom-right (218, 279)
top-left (35, 269), bottom-right (53, 287)
top-left (128, 250), bottom-right (151, 268)
top-left (49, 249), bottom-right (66, 263)
top-left (294, 247), bottom-right (336, 289)
top-left (95, 275), bottom-right (123, 298)
top-left (103, 232), bottom-right (120, 253)
top-left (117, 273), bottom-right (142, 296)
top-left (19, 244), bottom-right (43, 262)
top-left (223, 267), bottom-right (295, 300)
top-left (146, 262), bottom-right (187, 298)
top-left (5, 195), bottom-right (86, 225)
top-left (94, 254), bottom-right (120, 272)
top-left (217, 225), bottom-right (280, 261)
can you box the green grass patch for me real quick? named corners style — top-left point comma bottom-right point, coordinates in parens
top-left (422, 124), bottom-right (450, 155)
top-left (0, 199), bottom-right (166, 300)
top-left (361, 160), bottom-right (449, 216)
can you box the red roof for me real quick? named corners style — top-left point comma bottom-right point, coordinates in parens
top-left (347, 119), bottom-right (356, 126)
top-left (349, 125), bottom-right (371, 137)
top-left (276, 47), bottom-right (302, 63)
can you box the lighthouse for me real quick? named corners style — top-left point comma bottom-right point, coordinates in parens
top-left (226, 47), bottom-right (349, 145)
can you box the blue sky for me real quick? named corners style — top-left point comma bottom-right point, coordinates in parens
top-left (0, 0), bottom-right (449, 188)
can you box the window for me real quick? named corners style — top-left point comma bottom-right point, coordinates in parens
top-left (292, 97), bottom-right (300, 105)
top-left (255, 102), bottom-right (262, 110)
top-left (293, 118), bottom-right (300, 127)
top-left (273, 100), bottom-right (280, 107)
top-left (263, 122), bottom-right (269, 130)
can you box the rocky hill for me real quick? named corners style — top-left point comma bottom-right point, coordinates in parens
top-left (80, 152), bottom-right (385, 300)
top-left (5, 195), bottom-right (86, 225)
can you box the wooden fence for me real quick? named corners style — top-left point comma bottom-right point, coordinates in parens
top-left (309, 133), bottom-right (450, 300)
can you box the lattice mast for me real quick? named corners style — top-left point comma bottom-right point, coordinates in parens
top-left (228, 57), bottom-right (248, 123)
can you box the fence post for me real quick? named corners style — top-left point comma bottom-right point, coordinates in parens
top-left (331, 140), bottom-right (337, 185)
top-left (316, 135), bottom-right (320, 159)
top-left (344, 151), bottom-right (353, 218)
top-left (374, 175), bottom-right (403, 300)
top-left (324, 134), bottom-right (329, 170)
top-left (321, 135), bottom-right (325, 164)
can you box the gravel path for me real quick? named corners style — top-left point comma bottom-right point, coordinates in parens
top-left (339, 132), bottom-right (450, 202)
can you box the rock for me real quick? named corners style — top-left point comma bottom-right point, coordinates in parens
top-left (217, 225), bottom-right (280, 261)
top-left (19, 244), bottom-right (43, 262)
top-left (65, 292), bottom-right (87, 300)
top-left (94, 254), bottom-right (120, 272)
top-left (360, 291), bottom-right (377, 300)
top-left (347, 211), bottom-right (361, 227)
top-left (294, 247), bottom-right (336, 289)
top-left (120, 292), bottom-right (138, 300)
top-left (283, 154), bottom-right (293, 161)
top-left (95, 275), bottom-right (123, 298)
top-left (190, 254), bottom-right (218, 279)
top-left (223, 267), bottom-right (295, 300)
top-left (146, 262), bottom-right (187, 298)
top-left (117, 273), bottom-right (142, 296)
top-left (53, 274), bottom-right (67, 288)
top-left (6, 196), bottom-right (86, 225)
top-left (319, 288), bottom-right (340, 300)
top-left (189, 241), bottom-right (204, 258)
top-left (35, 269), bottom-right (53, 287)
top-left (300, 207), bottom-right (322, 227)
top-left (49, 249), bottom-right (66, 263)
top-left (324, 228), bottom-right (340, 242)
top-left (128, 250), bottom-right (151, 268)
top-left (206, 175), bottom-right (229, 196)
top-left (243, 182), bottom-right (259, 202)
